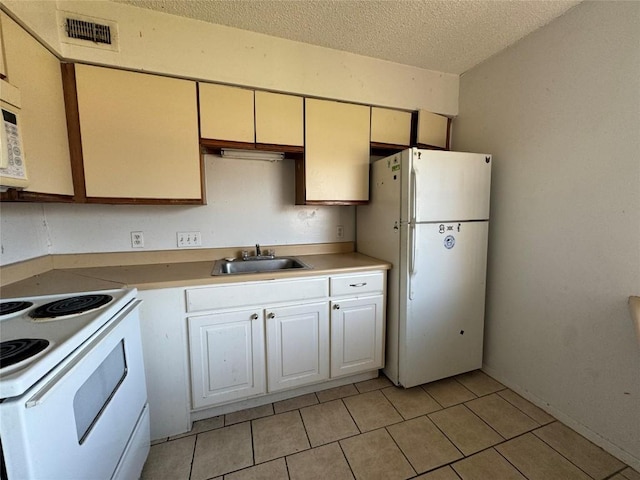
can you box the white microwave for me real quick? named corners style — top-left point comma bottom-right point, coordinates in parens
top-left (0, 80), bottom-right (28, 190)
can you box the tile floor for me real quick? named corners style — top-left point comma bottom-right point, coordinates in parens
top-left (142, 370), bottom-right (639, 480)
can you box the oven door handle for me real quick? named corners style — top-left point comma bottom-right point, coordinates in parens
top-left (25, 299), bottom-right (142, 408)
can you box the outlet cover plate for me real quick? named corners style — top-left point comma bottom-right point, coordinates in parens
top-left (177, 231), bottom-right (202, 248)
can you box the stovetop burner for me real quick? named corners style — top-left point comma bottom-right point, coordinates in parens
top-left (0, 301), bottom-right (34, 317)
top-left (0, 338), bottom-right (50, 369)
top-left (29, 294), bottom-right (113, 320)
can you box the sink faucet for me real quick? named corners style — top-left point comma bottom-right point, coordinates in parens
top-left (241, 244), bottom-right (275, 261)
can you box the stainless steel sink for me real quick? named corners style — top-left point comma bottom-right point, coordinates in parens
top-left (211, 256), bottom-right (311, 276)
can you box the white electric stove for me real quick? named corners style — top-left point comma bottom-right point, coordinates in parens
top-left (0, 288), bottom-right (150, 480)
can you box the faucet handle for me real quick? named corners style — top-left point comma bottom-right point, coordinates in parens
top-left (241, 250), bottom-right (249, 260)
top-left (267, 249), bottom-right (275, 257)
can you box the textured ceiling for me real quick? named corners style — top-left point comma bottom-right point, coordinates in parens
top-left (113, 0), bottom-right (581, 75)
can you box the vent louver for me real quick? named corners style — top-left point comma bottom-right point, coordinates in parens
top-left (65, 18), bottom-right (112, 45)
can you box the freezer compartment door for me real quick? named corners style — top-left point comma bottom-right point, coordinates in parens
top-left (400, 221), bottom-right (488, 388)
top-left (407, 150), bottom-right (491, 222)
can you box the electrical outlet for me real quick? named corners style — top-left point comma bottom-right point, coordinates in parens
top-left (177, 231), bottom-right (202, 248)
top-left (336, 225), bottom-right (344, 239)
top-left (131, 231), bottom-right (144, 248)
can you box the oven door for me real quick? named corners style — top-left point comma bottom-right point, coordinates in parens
top-left (0, 300), bottom-right (148, 480)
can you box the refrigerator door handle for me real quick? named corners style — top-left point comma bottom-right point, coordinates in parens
top-left (410, 168), bottom-right (417, 223)
top-left (409, 223), bottom-right (416, 300)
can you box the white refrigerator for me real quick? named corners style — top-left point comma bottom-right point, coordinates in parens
top-left (357, 148), bottom-right (491, 388)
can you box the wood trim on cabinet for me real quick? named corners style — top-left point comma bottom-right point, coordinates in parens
top-left (200, 138), bottom-right (303, 155)
top-left (199, 149), bottom-right (207, 205)
top-left (255, 143), bottom-right (304, 154)
top-left (294, 158), bottom-right (306, 205)
top-left (84, 196), bottom-right (204, 205)
top-left (370, 142), bottom-right (408, 156)
top-left (60, 63), bottom-right (87, 202)
top-left (304, 200), bottom-right (368, 206)
top-left (0, 189), bottom-right (75, 202)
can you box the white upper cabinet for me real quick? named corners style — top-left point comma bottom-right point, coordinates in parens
top-left (255, 91), bottom-right (303, 147)
top-left (199, 83), bottom-right (255, 143)
top-left (302, 98), bottom-right (371, 204)
top-left (371, 107), bottom-right (412, 147)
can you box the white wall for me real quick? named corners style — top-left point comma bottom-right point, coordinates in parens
top-left (0, 155), bottom-right (354, 259)
top-left (41, 155), bottom-right (354, 254)
top-left (0, 203), bottom-right (50, 263)
top-left (454, 0), bottom-right (640, 467)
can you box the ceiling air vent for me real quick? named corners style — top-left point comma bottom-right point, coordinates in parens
top-left (65, 18), bottom-right (112, 45)
top-left (57, 11), bottom-right (119, 52)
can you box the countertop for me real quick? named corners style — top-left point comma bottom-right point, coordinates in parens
top-left (0, 252), bottom-right (390, 298)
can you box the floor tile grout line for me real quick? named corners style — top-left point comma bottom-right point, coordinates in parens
top-left (530, 423), bottom-right (616, 480)
top-left (340, 397), bottom-right (364, 435)
top-left (462, 391), bottom-right (543, 439)
top-left (336, 438), bottom-right (358, 479)
top-left (457, 402), bottom-right (507, 443)
top-left (188, 431), bottom-right (198, 480)
top-left (421, 412), bottom-right (466, 460)
top-left (494, 389), bottom-right (553, 427)
top-left (382, 423), bottom-right (419, 477)
top-left (492, 445), bottom-right (536, 480)
top-left (419, 385), bottom-right (446, 410)
top-left (293, 408), bottom-right (313, 454)
top-left (249, 419), bottom-right (256, 469)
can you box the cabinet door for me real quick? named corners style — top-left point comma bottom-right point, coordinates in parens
top-left (266, 302), bottom-right (329, 392)
top-left (73, 64), bottom-right (202, 200)
top-left (371, 107), bottom-right (411, 147)
top-left (331, 295), bottom-right (384, 378)
top-left (416, 109), bottom-right (450, 150)
top-left (302, 98), bottom-right (370, 203)
top-left (189, 309), bottom-right (266, 409)
top-left (255, 91), bottom-right (303, 146)
top-left (199, 83), bottom-right (254, 143)
top-left (1, 13), bottom-right (73, 196)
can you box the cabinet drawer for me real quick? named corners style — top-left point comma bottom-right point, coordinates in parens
top-left (186, 277), bottom-right (329, 312)
top-left (330, 272), bottom-right (384, 297)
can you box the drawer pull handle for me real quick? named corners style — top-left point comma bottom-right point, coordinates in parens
top-left (349, 282), bottom-right (367, 287)
top-left (267, 312), bottom-right (276, 319)
top-left (250, 313), bottom-right (259, 320)
top-left (333, 304), bottom-right (340, 310)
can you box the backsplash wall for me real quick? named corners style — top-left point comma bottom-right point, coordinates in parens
top-left (0, 155), bottom-right (355, 264)
top-left (0, 203), bottom-right (50, 264)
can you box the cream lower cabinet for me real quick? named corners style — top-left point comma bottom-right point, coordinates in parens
top-left (266, 302), bottom-right (329, 392)
top-left (189, 309), bottom-right (266, 409)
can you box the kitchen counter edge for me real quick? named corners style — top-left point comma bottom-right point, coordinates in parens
top-left (0, 252), bottom-right (391, 297)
